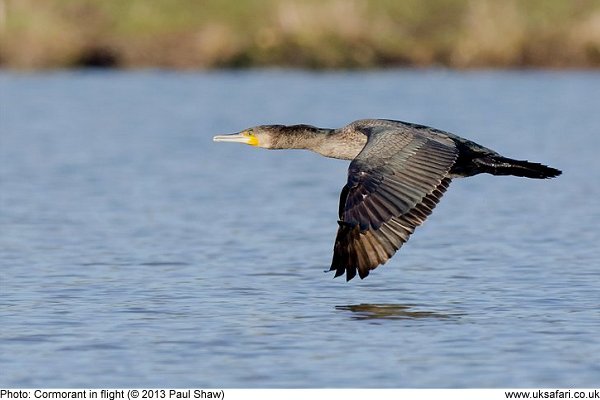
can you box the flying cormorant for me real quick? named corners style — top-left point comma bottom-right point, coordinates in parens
top-left (213, 119), bottom-right (561, 281)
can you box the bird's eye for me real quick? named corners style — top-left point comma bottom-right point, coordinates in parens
top-left (246, 130), bottom-right (254, 137)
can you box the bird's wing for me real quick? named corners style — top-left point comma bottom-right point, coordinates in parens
top-left (330, 125), bottom-right (458, 281)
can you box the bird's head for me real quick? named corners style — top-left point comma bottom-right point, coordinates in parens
top-left (213, 125), bottom-right (284, 149)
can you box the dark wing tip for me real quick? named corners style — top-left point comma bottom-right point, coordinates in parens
top-left (330, 222), bottom-right (359, 281)
top-left (330, 177), bottom-right (452, 282)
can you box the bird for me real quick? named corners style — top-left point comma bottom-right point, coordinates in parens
top-left (213, 119), bottom-right (561, 281)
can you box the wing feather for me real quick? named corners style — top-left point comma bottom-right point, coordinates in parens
top-left (330, 123), bottom-right (458, 280)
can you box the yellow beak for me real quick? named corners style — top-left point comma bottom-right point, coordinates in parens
top-left (213, 132), bottom-right (259, 146)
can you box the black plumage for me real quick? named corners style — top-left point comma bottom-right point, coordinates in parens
top-left (214, 119), bottom-right (562, 281)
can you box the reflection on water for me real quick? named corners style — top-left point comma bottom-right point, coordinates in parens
top-left (336, 304), bottom-right (456, 320)
top-left (1, 70), bottom-right (599, 387)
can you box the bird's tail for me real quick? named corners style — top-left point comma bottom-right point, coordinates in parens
top-left (475, 155), bottom-right (562, 179)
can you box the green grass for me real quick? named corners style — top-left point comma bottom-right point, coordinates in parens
top-left (1, 0), bottom-right (599, 69)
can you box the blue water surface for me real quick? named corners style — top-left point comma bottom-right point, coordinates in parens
top-left (1, 69), bottom-right (599, 387)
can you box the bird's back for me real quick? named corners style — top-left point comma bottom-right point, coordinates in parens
top-left (349, 119), bottom-right (497, 154)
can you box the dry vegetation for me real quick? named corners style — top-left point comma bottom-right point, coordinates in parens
top-left (1, 0), bottom-right (599, 69)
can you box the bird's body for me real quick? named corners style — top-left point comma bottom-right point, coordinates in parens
top-left (214, 119), bottom-right (561, 281)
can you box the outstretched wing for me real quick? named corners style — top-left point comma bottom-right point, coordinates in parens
top-left (330, 124), bottom-right (458, 280)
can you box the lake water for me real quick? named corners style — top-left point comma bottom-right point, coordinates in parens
top-left (1, 69), bottom-right (599, 387)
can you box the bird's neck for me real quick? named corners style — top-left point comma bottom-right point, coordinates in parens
top-left (269, 125), bottom-right (366, 160)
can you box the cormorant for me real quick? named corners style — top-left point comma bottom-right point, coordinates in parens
top-left (213, 119), bottom-right (561, 281)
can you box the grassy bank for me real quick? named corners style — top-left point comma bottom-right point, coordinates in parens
top-left (1, 0), bottom-right (599, 70)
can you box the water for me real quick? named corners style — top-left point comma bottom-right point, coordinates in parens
top-left (1, 69), bottom-right (599, 387)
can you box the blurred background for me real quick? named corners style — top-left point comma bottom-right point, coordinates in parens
top-left (2, 0), bottom-right (600, 389)
top-left (1, 0), bottom-right (599, 70)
